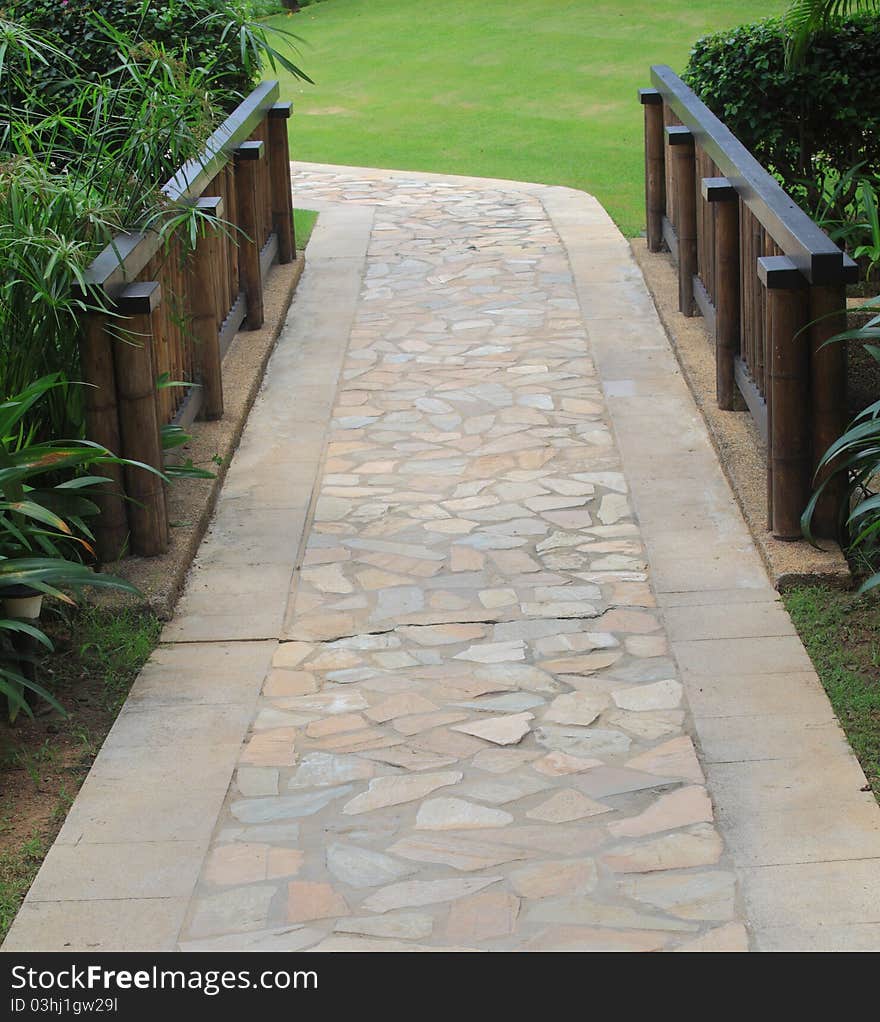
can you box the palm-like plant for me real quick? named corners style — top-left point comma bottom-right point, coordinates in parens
top-left (785, 0), bottom-right (880, 62)
top-left (803, 298), bottom-right (880, 592)
top-left (0, 376), bottom-right (149, 720)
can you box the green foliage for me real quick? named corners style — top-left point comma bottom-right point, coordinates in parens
top-left (684, 16), bottom-right (880, 221)
top-left (0, 830), bottom-right (48, 943)
top-left (0, 31), bottom-right (221, 440)
top-left (0, 603), bottom-right (160, 941)
top-left (5, 1), bottom-right (311, 115)
top-left (0, 10), bottom-right (308, 442)
top-left (811, 169), bottom-right (880, 282)
top-left (783, 585), bottom-right (880, 800)
top-left (0, 376), bottom-right (145, 720)
top-left (69, 605), bottom-right (162, 712)
top-left (803, 299), bottom-right (880, 592)
top-left (293, 208), bottom-right (318, 249)
top-left (784, 0), bottom-right (880, 62)
top-left (8, 0), bottom-right (261, 110)
top-left (852, 179), bottom-right (880, 280)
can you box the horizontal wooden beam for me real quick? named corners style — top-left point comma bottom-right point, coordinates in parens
top-left (693, 274), bottom-right (717, 339)
top-left (662, 215), bottom-right (679, 265)
top-left (735, 358), bottom-right (768, 444)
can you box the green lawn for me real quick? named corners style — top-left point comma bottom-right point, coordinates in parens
top-left (268, 0), bottom-right (787, 236)
top-left (783, 587), bottom-right (880, 803)
top-left (294, 207), bottom-right (318, 248)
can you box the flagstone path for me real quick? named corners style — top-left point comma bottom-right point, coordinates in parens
top-left (7, 164), bottom-right (880, 954)
top-left (178, 166), bottom-right (744, 952)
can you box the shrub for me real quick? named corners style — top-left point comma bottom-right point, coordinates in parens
top-left (684, 16), bottom-right (880, 218)
top-left (6, 0), bottom-right (259, 109)
top-left (0, 9), bottom-right (309, 440)
top-left (0, 21), bottom-right (221, 440)
top-left (803, 299), bottom-right (880, 592)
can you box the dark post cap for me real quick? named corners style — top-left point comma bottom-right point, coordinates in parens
top-left (757, 256), bottom-right (807, 290)
top-left (701, 176), bottom-right (737, 202)
top-left (842, 254), bottom-right (860, 285)
top-left (117, 281), bottom-right (162, 314)
top-left (196, 196), bottom-right (225, 217)
top-left (234, 140), bottom-right (265, 161)
top-left (268, 102), bottom-right (293, 119)
top-left (666, 125), bottom-right (694, 146)
top-left (639, 88), bottom-right (662, 105)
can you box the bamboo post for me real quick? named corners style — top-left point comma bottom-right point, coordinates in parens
top-left (810, 282), bottom-right (849, 539)
top-left (79, 311), bottom-right (130, 561)
top-left (639, 89), bottom-right (665, 253)
top-left (268, 102), bottom-right (296, 263)
top-left (190, 196), bottom-right (225, 420)
top-left (234, 140), bottom-right (265, 330)
top-left (114, 282), bottom-right (169, 557)
top-left (667, 125), bottom-right (697, 316)
top-left (702, 177), bottom-right (741, 410)
top-left (759, 256), bottom-right (811, 540)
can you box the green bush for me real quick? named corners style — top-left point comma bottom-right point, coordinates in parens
top-left (684, 16), bottom-right (880, 217)
top-left (6, 0), bottom-right (275, 110)
top-left (0, 9), bottom-right (308, 441)
top-left (0, 19), bottom-right (221, 439)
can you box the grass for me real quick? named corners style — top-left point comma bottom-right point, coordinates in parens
top-left (0, 606), bottom-right (161, 940)
top-left (294, 207), bottom-right (318, 248)
top-left (268, 0), bottom-right (787, 236)
top-left (783, 586), bottom-right (880, 803)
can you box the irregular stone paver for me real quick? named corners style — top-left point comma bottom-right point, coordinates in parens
top-left (178, 167), bottom-right (744, 952)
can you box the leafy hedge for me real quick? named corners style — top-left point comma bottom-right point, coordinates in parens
top-left (684, 16), bottom-right (880, 216)
top-left (6, 0), bottom-right (261, 108)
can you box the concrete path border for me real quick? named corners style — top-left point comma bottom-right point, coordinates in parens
top-left (2, 203), bottom-right (373, 951)
top-left (540, 185), bottom-right (880, 950)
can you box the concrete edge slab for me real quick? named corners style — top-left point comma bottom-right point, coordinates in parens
top-left (629, 236), bottom-right (850, 590)
top-left (538, 183), bottom-right (880, 951)
top-left (2, 205), bottom-right (374, 953)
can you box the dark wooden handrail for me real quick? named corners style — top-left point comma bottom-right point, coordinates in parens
top-left (641, 66), bottom-right (851, 542)
top-left (84, 80), bottom-right (281, 299)
top-left (650, 65), bottom-right (855, 285)
top-left (78, 81), bottom-right (295, 560)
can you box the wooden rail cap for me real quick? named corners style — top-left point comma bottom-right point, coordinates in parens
top-left (268, 102), bottom-right (293, 119)
top-left (196, 196), bottom-right (225, 217)
top-left (639, 88), bottom-right (662, 105)
top-left (117, 281), bottom-right (162, 314)
top-left (757, 255), bottom-right (807, 290)
top-left (650, 65), bottom-right (852, 284)
top-left (665, 125), bottom-right (694, 146)
top-left (702, 176), bottom-right (737, 202)
top-left (83, 81), bottom-right (281, 300)
top-left (235, 140), bottom-right (265, 162)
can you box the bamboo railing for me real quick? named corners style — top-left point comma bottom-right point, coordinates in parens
top-left (641, 66), bottom-right (857, 541)
top-left (78, 81), bottom-right (295, 560)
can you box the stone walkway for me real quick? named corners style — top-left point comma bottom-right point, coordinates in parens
top-left (6, 165), bottom-right (880, 953)
top-left (179, 168), bottom-right (742, 952)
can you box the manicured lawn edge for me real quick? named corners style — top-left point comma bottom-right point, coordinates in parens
top-left (783, 586), bottom-right (880, 804)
